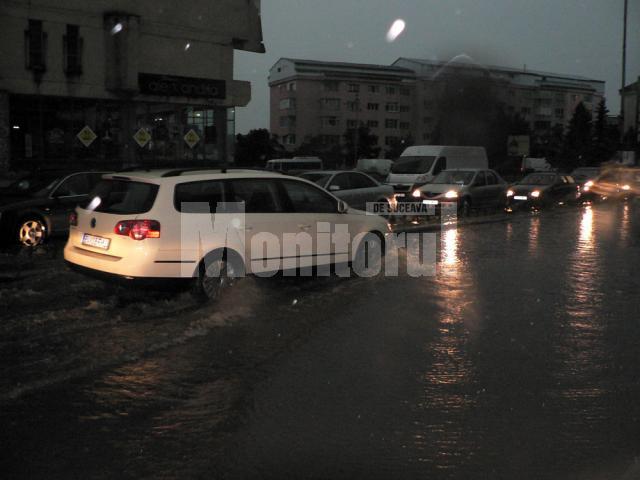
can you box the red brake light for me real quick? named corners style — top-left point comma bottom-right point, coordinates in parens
top-left (69, 211), bottom-right (78, 226)
top-left (114, 220), bottom-right (160, 240)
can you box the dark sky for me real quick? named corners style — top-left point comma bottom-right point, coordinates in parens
top-left (234, 0), bottom-right (640, 133)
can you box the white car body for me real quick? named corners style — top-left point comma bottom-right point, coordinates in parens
top-left (64, 169), bottom-right (390, 279)
top-left (386, 145), bottom-right (488, 192)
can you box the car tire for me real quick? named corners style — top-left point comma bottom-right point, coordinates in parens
top-left (352, 232), bottom-right (384, 277)
top-left (17, 217), bottom-right (47, 247)
top-left (195, 250), bottom-right (243, 301)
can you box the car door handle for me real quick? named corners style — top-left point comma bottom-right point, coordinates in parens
top-left (298, 224), bottom-right (311, 231)
top-left (242, 226), bottom-right (253, 232)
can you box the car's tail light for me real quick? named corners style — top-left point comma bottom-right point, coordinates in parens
top-left (114, 220), bottom-right (161, 240)
top-left (69, 211), bottom-right (78, 226)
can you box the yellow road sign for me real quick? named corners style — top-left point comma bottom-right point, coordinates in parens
top-left (133, 128), bottom-right (152, 148)
top-left (76, 125), bottom-right (97, 147)
top-left (183, 129), bottom-right (200, 149)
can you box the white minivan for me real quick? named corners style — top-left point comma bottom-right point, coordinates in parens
top-left (386, 145), bottom-right (488, 193)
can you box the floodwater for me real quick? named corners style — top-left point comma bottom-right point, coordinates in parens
top-left (2, 202), bottom-right (640, 479)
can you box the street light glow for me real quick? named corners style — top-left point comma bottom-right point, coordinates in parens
top-left (386, 19), bottom-right (406, 42)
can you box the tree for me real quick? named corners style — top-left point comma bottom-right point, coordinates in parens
top-left (234, 129), bottom-right (283, 167)
top-left (384, 135), bottom-right (414, 159)
top-left (591, 99), bottom-right (618, 164)
top-left (561, 102), bottom-right (592, 170)
top-left (342, 126), bottom-right (381, 166)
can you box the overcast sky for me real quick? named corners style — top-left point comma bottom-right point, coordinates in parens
top-left (234, 0), bottom-right (640, 134)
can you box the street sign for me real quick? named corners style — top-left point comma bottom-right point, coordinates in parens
top-left (183, 129), bottom-right (200, 149)
top-left (77, 125), bottom-right (97, 147)
top-left (507, 135), bottom-right (530, 156)
top-left (133, 128), bottom-right (152, 148)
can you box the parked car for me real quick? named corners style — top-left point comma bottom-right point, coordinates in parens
top-left (570, 166), bottom-right (602, 201)
top-left (408, 168), bottom-right (507, 216)
top-left (64, 169), bottom-right (390, 300)
top-left (386, 145), bottom-right (488, 193)
top-left (0, 171), bottom-right (110, 246)
top-left (506, 172), bottom-right (580, 210)
top-left (356, 158), bottom-right (394, 181)
top-left (299, 170), bottom-right (394, 211)
top-left (265, 157), bottom-right (323, 174)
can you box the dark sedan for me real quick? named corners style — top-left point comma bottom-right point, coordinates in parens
top-left (506, 172), bottom-right (580, 210)
top-left (0, 171), bottom-right (109, 247)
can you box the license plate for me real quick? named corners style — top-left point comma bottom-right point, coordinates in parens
top-left (514, 195), bottom-right (528, 201)
top-left (81, 233), bottom-right (110, 250)
top-left (394, 193), bottom-right (405, 198)
top-left (422, 199), bottom-right (439, 205)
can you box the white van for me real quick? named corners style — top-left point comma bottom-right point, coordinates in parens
top-left (266, 157), bottom-right (323, 173)
top-left (386, 145), bottom-right (488, 192)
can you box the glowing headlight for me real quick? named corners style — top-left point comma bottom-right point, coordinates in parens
top-left (412, 189), bottom-right (422, 198)
top-left (530, 190), bottom-right (541, 198)
top-left (506, 189), bottom-right (514, 197)
top-left (584, 180), bottom-right (594, 188)
top-left (622, 184), bottom-right (631, 191)
top-left (444, 190), bottom-right (458, 199)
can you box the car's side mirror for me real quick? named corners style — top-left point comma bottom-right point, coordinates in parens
top-left (329, 185), bottom-right (340, 191)
top-left (337, 200), bottom-right (349, 213)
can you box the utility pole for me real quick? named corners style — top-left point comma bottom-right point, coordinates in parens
top-left (621, 0), bottom-right (628, 140)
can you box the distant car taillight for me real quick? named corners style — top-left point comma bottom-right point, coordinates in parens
top-left (69, 211), bottom-right (78, 226)
top-left (114, 220), bottom-right (161, 240)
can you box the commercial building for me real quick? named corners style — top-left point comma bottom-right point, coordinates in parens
top-left (269, 57), bottom-right (605, 155)
top-left (0, 0), bottom-right (264, 172)
top-left (269, 58), bottom-right (416, 153)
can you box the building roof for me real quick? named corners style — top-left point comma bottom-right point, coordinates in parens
top-left (395, 57), bottom-right (605, 84)
top-left (269, 58), bottom-right (415, 84)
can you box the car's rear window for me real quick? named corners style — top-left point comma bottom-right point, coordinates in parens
top-left (82, 179), bottom-right (158, 214)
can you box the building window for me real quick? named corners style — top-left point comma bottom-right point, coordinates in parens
top-left (347, 119), bottom-right (358, 128)
top-left (385, 136), bottom-right (400, 145)
top-left (346, 101), bottom-right (359, 112)
top-left (321, 98), bottom-right (340, 110)
top-left (367, 103), bottom-right (379, 111)
top-left (385, 86), bottom-right (397, 95)
top-left (385, 119), bottom-right (398, 129)
top-left (367, 120), bottom-right (379, 128)
top-left (320, 116), bottom-right (339, 128)
top-left (368, 85), bottom-right (380, 93)
top-left (400, 122), bottom-right (410, 130)
top-left (422, 133), bottom-right (430, 141)
top-left (279, 98), bottom-right (296, 110)
top-left (320, 135), bottom-right (340, 145)
top-left (399, 87), bottom-right (410, 96)
top-left (385, 103), bottom-right (399, 113)
top-left (286, 81), bottom-right (296, 92)
top-left (399, 105), bottom-right (410, 113)
top-left (283, 134), bottom-right (296, 145)
top-left (25, 19), bottom-right (47, 72)
top-left (555, 108), bottom-right (564, 118)
top-left (279, 116), bottom-right (296, 128)
top-left (63, 24), bottom-right (83, 75)
top-left (323, 81), bottom-right (339, 92)
top-left (348, 83), bottom-right (360, 93)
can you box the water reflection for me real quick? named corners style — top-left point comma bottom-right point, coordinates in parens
top-left (527, 215), bottom-right (540, 255)
top-left (620, 204), bottom-right (630, 244)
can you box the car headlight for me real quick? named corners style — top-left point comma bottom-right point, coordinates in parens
top-left (444, 190), bottom-right (458, 199)
top-left (622, 184), bottom-right (631, 191)
top-left (412, 189), bottom-right (422, 198)
top-left (530, 190), bottom-right (541, 198)
top-left (584, 180), bottom-right (594, 188)
top-left (506, 189), bottom-right (514, 197)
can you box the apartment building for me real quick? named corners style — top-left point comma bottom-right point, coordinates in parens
top-left (621, 78), bottom-right (639, 142)
top-left (0, 0), bottom-right (264, 171)
top-left (269, 58), bottom-right (416, 153)
top-left (269, 57), bottom-right (605, 156)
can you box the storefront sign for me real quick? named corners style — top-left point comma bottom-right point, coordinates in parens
top-left (77, 125), bottom-right (97, 147)
top-left (139, 73), bottom-right (226, 99)
top-left (133, 128), bottom-right (152, 148)
top-left (183, 129), bottom-right (200, 149)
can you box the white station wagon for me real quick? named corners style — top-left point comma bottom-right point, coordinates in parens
top-left (64, 169), bottom-right (390, 299)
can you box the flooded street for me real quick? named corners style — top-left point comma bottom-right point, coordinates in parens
top-left (2, 203), bottom-right (640, 479)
